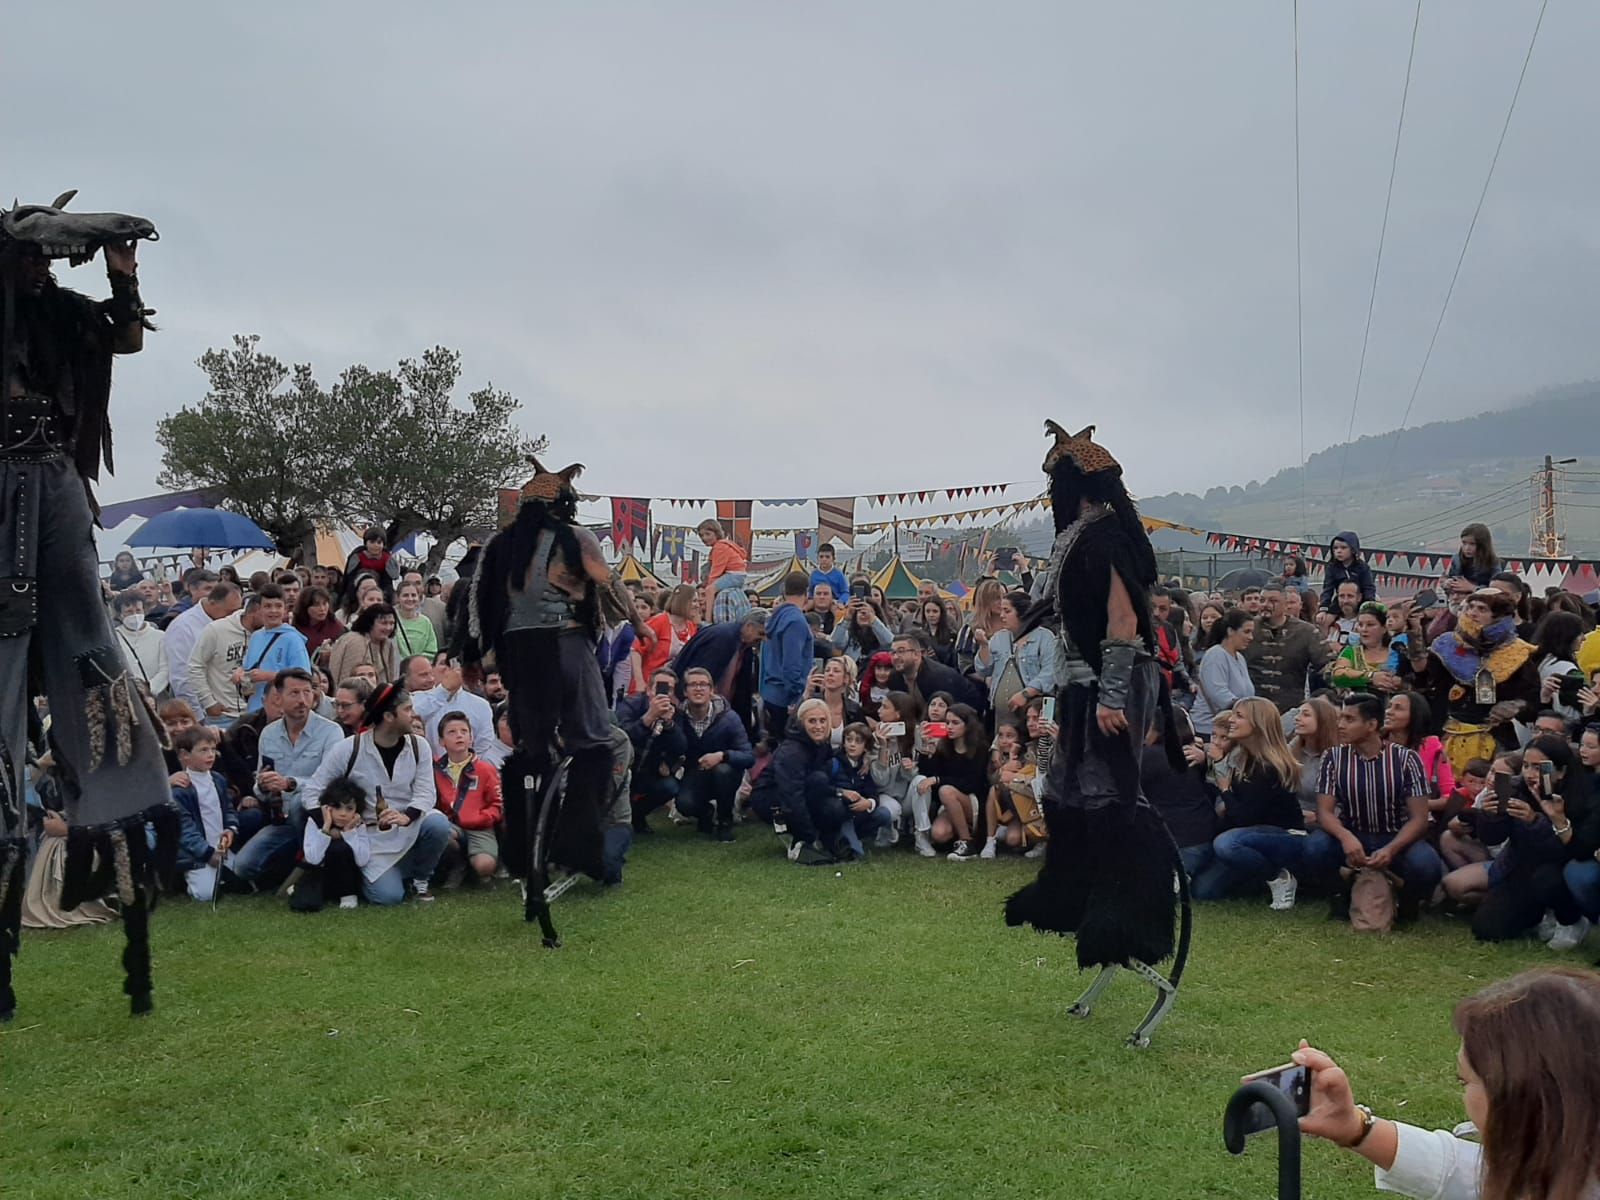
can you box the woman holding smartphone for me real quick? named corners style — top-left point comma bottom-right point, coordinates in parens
top-left (1295, 966), bottom-right (1600, 1200)
top-left (871, 691), bottom-right (922, 850)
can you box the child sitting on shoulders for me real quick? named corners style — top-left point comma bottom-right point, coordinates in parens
top-left (297, 778), bottom-right (371, 910)
top-left (831, 722), bottom-right (887, 859)
top-left (170, 726), bottom-right (238, 902)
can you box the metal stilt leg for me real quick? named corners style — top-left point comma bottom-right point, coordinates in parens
top-left (1066, 964), bottom-right (1119, 1018)
top-left (1125, 958), bottom-right (1178, 1049)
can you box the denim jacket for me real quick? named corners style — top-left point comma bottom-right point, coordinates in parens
top-left (978, 629), bottom-right (1056, 695)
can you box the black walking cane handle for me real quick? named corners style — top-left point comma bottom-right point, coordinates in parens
top-left (1223, 1081), bottom-right (1303, 1200)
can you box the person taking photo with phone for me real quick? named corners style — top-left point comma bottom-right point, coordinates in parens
top-left (1294, 966), bottom-right (1600, 1200)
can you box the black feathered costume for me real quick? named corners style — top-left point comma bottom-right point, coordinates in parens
top-left (1003, 421), bottom-right (1192, 1048)
top-left (0, 192), bottom-right (177, 1021)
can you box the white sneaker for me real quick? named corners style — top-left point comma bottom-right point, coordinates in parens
top-left (339, 895), bottom-right (359, 910)
top-left (1024, 843), bottom-right (1047, 859)
top-left (1267, 869), bottom-right (1298, 912)
top-left (913, 830), bottom-right (936, 858)
top-left (979, 839), bottom-right (998, 860)
top-left (1535, 910), bottom-right (1560, 942)
top-left (1549, 917), bottom-right (1592, 952)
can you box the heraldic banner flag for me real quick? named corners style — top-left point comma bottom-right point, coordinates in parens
top-left (816, 497), bottom-right (854, 548)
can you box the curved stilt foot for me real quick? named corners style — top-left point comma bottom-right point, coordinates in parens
top-left (1124, 958), bottom-right (1179, 1047)
top-left (1067, 964), bottom-right (1119, 1019)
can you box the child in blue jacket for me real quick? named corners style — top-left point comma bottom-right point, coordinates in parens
top-left (832, 723), bottom-right (889, 858)
top-left (170, 726), bottom-right (239, 901)
top-left (1319, 530), bottom-right (1377, 609)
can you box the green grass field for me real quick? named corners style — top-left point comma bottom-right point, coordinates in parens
top-left (0, 827), bottom-right (1559, 1200)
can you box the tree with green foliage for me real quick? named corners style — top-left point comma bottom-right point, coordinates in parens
top-left (157, 335), bottom-right (333, 561)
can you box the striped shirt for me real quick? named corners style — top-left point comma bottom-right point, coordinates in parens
top-left (1317, 743), bottom-right (1427, 835)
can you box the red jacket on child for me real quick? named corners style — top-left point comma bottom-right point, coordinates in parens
top-left (433, 754), bottom-right (503, 831)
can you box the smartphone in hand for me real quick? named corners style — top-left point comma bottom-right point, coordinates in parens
top-left (1237, 1062), bottom-right (1312, 1137)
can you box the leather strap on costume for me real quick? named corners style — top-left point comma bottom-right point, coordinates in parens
top-left (1097, 638), bottom-right (1142, 710)
top-left (104, 271), bottom-right (145, 328)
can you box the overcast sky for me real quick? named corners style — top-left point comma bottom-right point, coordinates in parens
top-left (6, 0), bottom-right (1596, 508)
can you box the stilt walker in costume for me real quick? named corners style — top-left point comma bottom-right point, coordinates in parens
top-left (459, 457), bottom-right (646, 943)
top-left (1004, 421), bottom-right (1193, 1048)
top-left (0, 192), bottom-right (178, 1020)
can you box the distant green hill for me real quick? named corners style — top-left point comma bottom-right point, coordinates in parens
top-left (1143, 382), bottom-right (1600, 556)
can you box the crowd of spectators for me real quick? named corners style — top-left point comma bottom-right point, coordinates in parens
top-left (17, 524), bottom-right (1600, 961)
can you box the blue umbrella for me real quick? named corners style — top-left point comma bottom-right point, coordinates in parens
top-left (126, 507), bottom-right (276, 551)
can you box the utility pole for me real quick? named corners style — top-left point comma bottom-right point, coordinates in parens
top-left (1531, 455), bottom-right (1577, 558)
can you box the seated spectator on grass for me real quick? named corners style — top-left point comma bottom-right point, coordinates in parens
top-left (888, 628), bottom-right (978, 714)
top-left (1438, 757), bottom-right (1492, 870)
top-left (749, 697), bottom-right (845, 866)
top-left (804, 655), bottom-right (864, 747)
top-left (858, 651), bottom-right (895, 713)
top-left (917, 702), bottom-right (989, 862)
top-left (296, 779), bottom-right (372, 910)
top-left (1383, 691), bottom-right (1453, 811)
top-left (302, 683), bottom-right (449, 905)
top-left (672, 667), bottom-right (755, 842)
top-left (617, 668), bottom-right (687, 835)
top-left (1196, 697), bottom-right (1305, 909)
top-left (432, 711), bottom-right (503, 884)
top-left (1318, 531), bottom-right (1376, 610)
top-left (973, 590), bottom-right (1054, 718)
top-left (1191, 609), bottom-right (1256, 736)
top-left (327, 603), bottom-right (400, 688)
top-left (1445, 737), bottom-right (1596, 948)
top-left (831, 722), bottom-right (888, 859)
top-left (697, 519), bottom-right (751, 624)
top-left (1289, 696), bottom-right (1340, 823)
top-left (832, 594), bottom-right (893, 666)
top-left (293, 586), bottom-right (345, 663)
top-left (236, 583), bottom-right (312, 713)
top-left (672, 609), bottom-right (767, 727)
top-left (871, 691), bottom-right (921, 849)
top-left (980, 719), bottom-right (1046, 859)
top-left (113, 588), bottom-right (169, 699)
top-left (405, 655), bottom-right (496, 759)
top-left (1142, 709), bottom-right (1219, 883)
top-left (1302, 693), bottom-right (1442, 922)
top-left (170, 727), bottom-right (239, 903)
top-left (1295, 968), bottom-right (1600, 1200)
top-left (229, 668), bottom-right (347, 891)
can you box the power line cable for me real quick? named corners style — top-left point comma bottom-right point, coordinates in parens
top-left (1365, 478), bottom-right (1527, 539)
top-left (1360, 0), bottom-right (1550, 517)
top-left (1335, 0), bottom-right (1423, 499)
top-left (1293, 0), bottom-right (1308, 538)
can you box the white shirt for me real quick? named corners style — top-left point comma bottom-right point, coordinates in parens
top-left (301, 732), bottom-right (437, 882)
top-left (165, 603), bottom-right (215, 706)
top-left (410, 685), bottom-right (496, 760)
top-left (192, 772), bottom-right (224, 849)
top-left (302, 818), bottom-right (372, 868)
top-left (1375, 1123), bottom-right (1482, 1200)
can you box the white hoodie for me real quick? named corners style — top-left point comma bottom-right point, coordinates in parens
top-left (187, 612), bottom-right (251, 718)
top-left (115, 619), bottom-right (169, 697)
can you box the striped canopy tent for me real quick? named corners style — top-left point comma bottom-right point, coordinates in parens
top-left (616, 552), bottom-right (670, 591)
top-left (750, 555), bottom-right (810, 599)
top-left (871, 555), bottom-right (926, 601)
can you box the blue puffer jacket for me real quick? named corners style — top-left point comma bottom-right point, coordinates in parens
top-left (171, 770), bottom-right (240, 872)
top-left (1320, 530), bottom-right (1377, 608)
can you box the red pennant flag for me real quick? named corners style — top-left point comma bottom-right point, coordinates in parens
top-left (610, 497), bottom-right (650, 551)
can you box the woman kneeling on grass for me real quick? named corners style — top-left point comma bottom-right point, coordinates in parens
top-left (914, 702), bottom-right (990, 862)
top-left (1295, 966), bottom-right (1600, 1200)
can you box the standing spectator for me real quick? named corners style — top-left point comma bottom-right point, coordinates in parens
top-left (234, 583), bottom-right (312, 713)
top-left (273, 571), bottom-right (303, 614)
top-left (673, 610), bottom-right (768, 722)
top-left (1321, 581), bottom-right (1364, 646)
top-left (393, 580), bottom-right (439, 663)
top-left (106, 550), bottom-right (145, 591)
top-left (229, 668), bottom-right (346, 891)
top-left (759, 571), bottom-right (814, 734)
top-left (831, 595), bottom-right (893, 667)
top-left (1190, 609), bottom-right (1256, 736)
top-left (292, 586), bottom-right (345, 662)
top-left (399, 569), bottom-right (448, 648)
top-left (673, 667), bottom-right (756, 841)
top-left (887, 629), bottom-right (979, 713)
top-left (433, 711), bottom-right (504, 884)
top-left (973, 590), bottom-right (1055, 718)
top-left (1330, 602), bottom-right (1402, 694)
top-left (639, 584), bottom-right (699, 680)
top-left (1319, 531), bottom-right (1376, 610)
top-left (1242, 581), bottom-right (1329, 712)
top-left (327, 603), bottom-right (401, 687)
top-left (595, 618), bottom-right (637, 706)
top-left (1193, 601), bottom-right (1225, 655)
top-left (1302, 693), bottom-right (1443, 921)
top-left (301, 683), bottom-right (449, 905)
top-left (165, 580), bottom-right (240, 709)
top-left (1150, 586), bottom-right (1194, 698)
top-left (1443, 521), bottom-right (1500, 595)
top-left (343, 527), bottom-right (401, 603)
top-left (808, 581), bottom-right (842, 636)
top-left (1198, 697), bottom-right (1306, 908)
top-left (188, 592), bottom-right (261, 728)
top-left (112, 589), bottom-right (169, 699)
top-left (914, 596), bottom-right (959, 668)
top-left (808, 543), bottom-right (848, 603)
top-left (1532, 610), bottom-right (1587, 727)
top-left (955, 578), bottom-right (1006, 675)
top-left (697, 519), bottom-right (751, 624)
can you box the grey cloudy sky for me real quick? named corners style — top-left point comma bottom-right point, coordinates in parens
top-left (6, 0), bottom-right (1596, 507)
